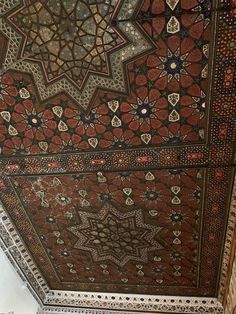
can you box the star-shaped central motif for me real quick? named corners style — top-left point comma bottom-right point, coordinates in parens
top-left (69, 203), bottom-right (162, 266)
top-left (10, 0), bottom-right (123, 88)
top-left (2, 0), bottom-right (154, 110)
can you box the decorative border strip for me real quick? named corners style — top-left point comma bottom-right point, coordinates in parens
top-left (218, 174), bottom-right (236, 303)
top-left (0, 144), bottom-right (233, 178)
top-left (44, 292), bottom-right (224, 313)
top-left (224, 249), bottom-right (236, 314)
top-left (40, 296), bottom-right (224, 314)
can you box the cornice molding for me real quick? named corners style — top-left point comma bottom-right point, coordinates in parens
top-left (43, 292), bottom-right (223, 313)
top-left (224, 249), bottom-right (236, 314)
top-left (218, 175), bottom-right (236, 305)
top-left (38, 297), bottom-right (224, 314)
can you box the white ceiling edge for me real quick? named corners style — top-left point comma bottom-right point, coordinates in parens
top-left (0, 247), bottom-right (39, 314)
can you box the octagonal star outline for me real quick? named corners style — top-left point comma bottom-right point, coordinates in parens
top-left (69, 202), bottom-right (163, 266)
top-left (1, 0), bottom-right (155, 112)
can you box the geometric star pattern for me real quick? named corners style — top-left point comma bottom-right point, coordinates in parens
top-left (69, 203), bottom-right (162, 267)
top-left (9, 0), bottom-right (123, 88)
top-left (0, 0), bottom-right (235, 308)
top-left (0, 0), bottom-right (212, 153)
top-left (2, 0), bottom-right (154, 111)
top-left (9, 169), bottom-right (202, 292)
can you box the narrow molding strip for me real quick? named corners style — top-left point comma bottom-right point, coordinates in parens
top-left (39, 296), bottom-right (223, 314)
top-left (218, 175), bottom-right (236, 304)
top-left (224, 249), bottom-right (236, 314)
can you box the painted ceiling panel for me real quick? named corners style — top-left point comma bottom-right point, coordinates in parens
top-left (0, 0), bottom-right (235, 313)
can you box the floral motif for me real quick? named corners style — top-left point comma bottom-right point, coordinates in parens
top-left (120, 96), bottom-right (168, 133)
top-left (75, 104), bottom-right (110, 137)
top-left (133, 181), bottom-right (171, 210)
top-left (154, 35), bottom-right (207, 95)
top-left (11, 101), bottom-right (56, 140)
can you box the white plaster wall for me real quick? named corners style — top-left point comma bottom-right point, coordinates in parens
top-left (0, 247), bottom-right (38, 314)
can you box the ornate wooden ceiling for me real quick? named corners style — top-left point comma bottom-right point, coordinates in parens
top-left (0, 0), bottom-right (235, 313)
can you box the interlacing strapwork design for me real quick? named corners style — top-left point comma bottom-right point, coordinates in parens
top-left (10, 0), bottom-right (122, 88)
top-left (0, 0), bottom-right (153, 110)
top-left (0, 0), bottom-right (235, 312)
top-left (69, 203), bottom-right (162, 266)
